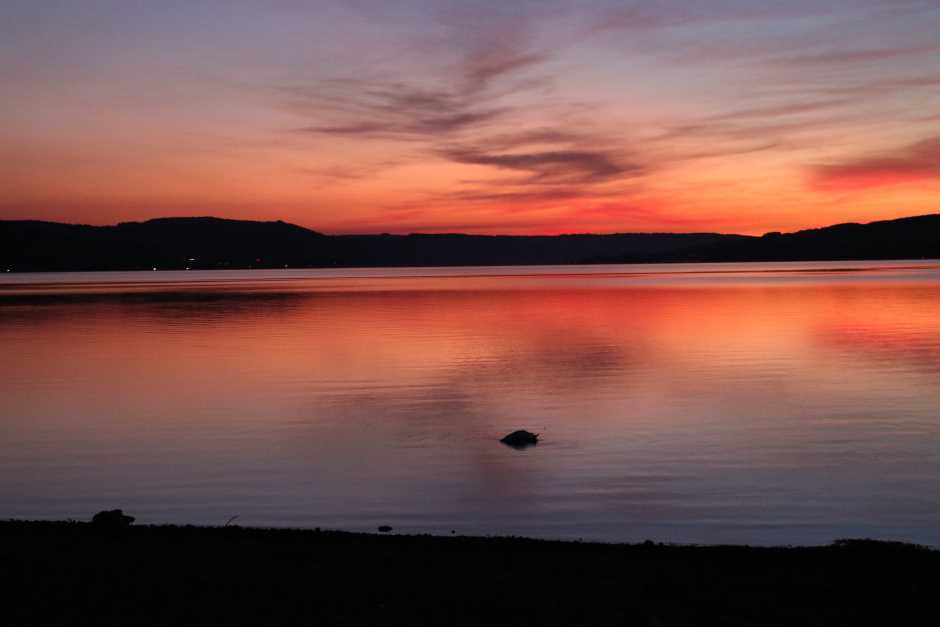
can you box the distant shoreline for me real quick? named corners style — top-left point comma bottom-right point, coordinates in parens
top-left (3, 213), bottom-right (940, 272)
top-left (1, 257), bottom-right (938, 278)
top-left (3, 518), bottom-right (937, 625)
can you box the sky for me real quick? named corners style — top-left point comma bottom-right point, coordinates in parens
top-left (2, 0), bottom-right (939, 235)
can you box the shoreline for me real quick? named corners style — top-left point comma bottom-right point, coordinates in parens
top-left (2, 257), bottom-right (939, 278)
top-left (3, 519), bottom-right (936, 625)
top-left (4, 517), bottom-right (935, 550)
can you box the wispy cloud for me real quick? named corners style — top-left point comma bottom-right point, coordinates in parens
top-left (709, 99), bottom-right (853, 121)
top-left (584, 1), bottom-right (882, 37)
top-left (813, 136), bottom-right (940, 190)
top-left (286, 80), bottom-right (511, 141)
top-left (285, 4), bottom-right (553, 144)
top-left (771, 43), bottom-right (940, 66)
top-left (274, 1), bottom-right (940, 231)
top-left (283, 6), bottom-right (650, 206)
top-left (439, 146), bottom-right (643, 185)
top-left (744, 73), bottom-right (940, 126)
top-left (809, 75), bottom-right (940, 98)
top-left (461, 45), bottom-right (550, 93)
top-left (657, 112), bottom-right (863, 159)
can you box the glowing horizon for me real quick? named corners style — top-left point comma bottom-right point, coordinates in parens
top-left (3, 1), bottom-right (939, 235)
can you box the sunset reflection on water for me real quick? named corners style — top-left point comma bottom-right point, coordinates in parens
top-left (2, 261), bottom-right (940, 545)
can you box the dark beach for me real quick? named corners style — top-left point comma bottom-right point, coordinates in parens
top-left (3, 519), bottom-right (936, 626)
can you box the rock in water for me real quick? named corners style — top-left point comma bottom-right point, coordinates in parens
top-left (500, 430), bottom-right (539, 448)
top-left (378, 525), bottom-right (393, 533)
top-left (91, 509), bottom-right (135, 528)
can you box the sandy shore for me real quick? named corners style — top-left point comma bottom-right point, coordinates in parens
top-left (2, 520), bottom-right (936, 626)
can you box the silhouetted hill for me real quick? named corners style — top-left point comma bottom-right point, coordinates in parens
top-left (0, 217), bottom-right (330, 271)
top-left (330, 231), bottom-right (744, 268)
top-left (1, 213), bottom-right (938, 271)
top-left (0, 217), bottom-right (742, 271)
top-left (659, 214), bottom-right (940, 263)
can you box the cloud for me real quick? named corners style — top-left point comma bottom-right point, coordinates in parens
top-left (481, 128), bottom-right (583, 149)
top-left (657, 114), bottom-right (857, 158)
top-left (651, 98), bottom-right (855, 159)
top-left (676, 142), bottom-right (780, 161)
top-left (278, 0), bottom-right (940, 232)
top-left (439, 187), bottom-right (622, 205)
top-left (584, 1), bottom-right (874, 37)
top-left (813, 136), bottom-right (940, 190)
top-left (285, 7), bottom-right (552, 144)
top-left (283, 7), bottom-right (649, 202)
top-left (301, 106), bottom-right (508, 140)
top-left (439, 146), bottom-right (643, 185)
top-left (461, 46), bottom-right (550, 92)
top-left (287, 79), bottom-right (512, 141)
top-left (709, 99), bottom-right (852, 121)
top-left (296, 161), bottom-right (409, 188)
top-left (810, 75), bottom-right (940, 98)
top-left (771, 43), bottom-right (940, 66)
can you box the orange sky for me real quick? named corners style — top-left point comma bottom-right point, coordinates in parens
top-left (2, 1), bottom-right (939, 235)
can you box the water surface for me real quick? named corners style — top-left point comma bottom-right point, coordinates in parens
top-left (3, 261), bottom-right (940, 545)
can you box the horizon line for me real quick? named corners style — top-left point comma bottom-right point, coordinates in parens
top-left (3, 211), bottom-right (939, 239)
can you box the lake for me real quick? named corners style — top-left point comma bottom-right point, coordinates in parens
top-left (2, 260), bottom-right (940, 545)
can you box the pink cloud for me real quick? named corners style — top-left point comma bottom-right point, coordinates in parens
top-left (813, 136), bottom-right (940, 190)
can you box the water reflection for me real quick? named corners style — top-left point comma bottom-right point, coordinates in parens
top-left (2, 262), bottom-right (940, 545)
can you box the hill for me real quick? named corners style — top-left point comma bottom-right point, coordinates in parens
top-left (1, 214), bottom-right (938, 271)
top-left (637, 214), bottom-right (940, 263)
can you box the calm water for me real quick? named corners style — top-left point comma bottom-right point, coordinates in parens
top-left (2, 261), bottom-right (940, 545)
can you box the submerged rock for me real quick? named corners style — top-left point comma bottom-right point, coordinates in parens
top-left (500, 430), bottom-right (539, 449)
top-left (91, 509), bottom-right (135, 528)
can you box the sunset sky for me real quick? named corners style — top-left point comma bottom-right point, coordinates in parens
top-left (3, 0), bottom-right (939, 235)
